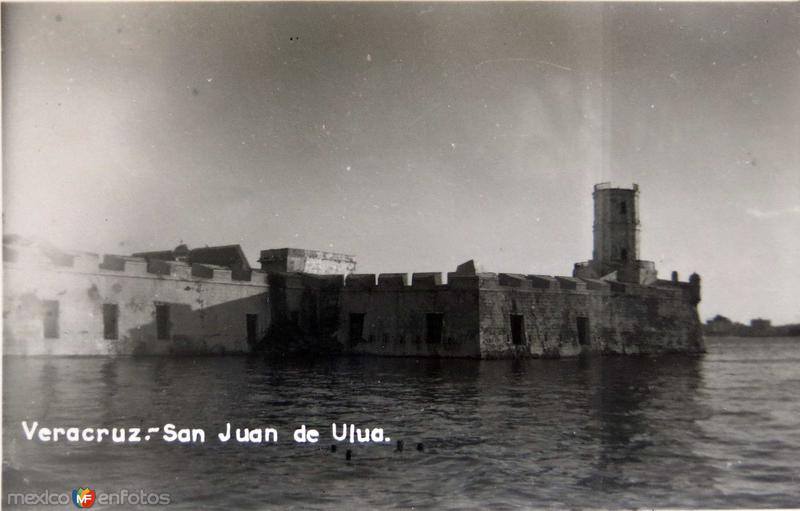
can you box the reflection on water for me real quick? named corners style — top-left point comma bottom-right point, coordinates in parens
top-left (4, 337), bottom-right (800, 509)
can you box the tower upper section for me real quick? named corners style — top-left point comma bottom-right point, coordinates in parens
top-left (574, 183), bottom-right (657, 284)
top-left (592, 183), bottom-right (640, 265)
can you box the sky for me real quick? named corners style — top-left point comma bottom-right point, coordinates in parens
top-left (3, 2), bottom-right (799, 324)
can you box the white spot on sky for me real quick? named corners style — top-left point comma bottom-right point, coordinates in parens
top-left (366, 54), bottom-right (372, 62)
top-left (345, 165), bottom-right (351, 171)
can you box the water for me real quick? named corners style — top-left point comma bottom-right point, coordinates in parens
top-left (4, 337), bottom-right (800, 509)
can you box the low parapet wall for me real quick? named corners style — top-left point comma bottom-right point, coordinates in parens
top-left (4, 240), bottom-right (702, 358)
top-left (97, 254), bottom-right (268, 286)
top-left (5, 247), bottom-right (270, 286)
top-left (316, 268), bottom-right (696, 300)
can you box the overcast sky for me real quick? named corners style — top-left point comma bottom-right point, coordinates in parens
top-left (3, 2), bottom-right (798, 324)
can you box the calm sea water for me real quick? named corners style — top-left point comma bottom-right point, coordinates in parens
top-left (4, 336), bottom-right (800, 509)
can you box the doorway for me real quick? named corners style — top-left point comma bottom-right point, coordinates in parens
top-left (576, 317), bottom-right (590, 347)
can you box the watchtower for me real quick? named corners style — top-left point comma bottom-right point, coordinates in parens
top-left (592, 183), bottom-right (640, 265)
top-left (574, 183), bottom-right (656, 284)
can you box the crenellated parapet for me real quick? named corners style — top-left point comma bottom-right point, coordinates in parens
top-left (4, 244), bottom-right (269, 287)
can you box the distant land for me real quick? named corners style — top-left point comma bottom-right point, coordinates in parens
top-left (704, 316), bottom-right (800, 338)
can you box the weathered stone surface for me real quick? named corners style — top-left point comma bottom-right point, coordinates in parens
top-left (455, 260), bottom-right (478, 275)
top-left (259, 248), bottom-right (356, 275)
top-left (3, 183), bottom-right (705, 359)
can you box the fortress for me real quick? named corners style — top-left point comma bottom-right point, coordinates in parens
top-left (3, 184), bottom-right (704, 358)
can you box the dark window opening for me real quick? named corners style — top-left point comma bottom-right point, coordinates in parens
top-left (425, 313), bottom-right (444, 344)
top-left (290, 310), bottom-right (300, 326)
top-left (103, 303), bottom-right (119, 340)
top-left (620, 201), bottom-right (627, 215)
top-left (577, 317), bottom-right (590, 346)
top-left (246, 314), bottom-right (258, 344)
top-left (349, 313), bottom-right (365, 342)
top-left (620, 248), bottom-right (628, 261)
top-left (511, 314), bottom-right (525, 345)
top-left (309, 300), bottom-right (319, 335)
top-left (43, 300), bottom-right (59, 339)
top-left (156, 304), bottom-right (170, 340)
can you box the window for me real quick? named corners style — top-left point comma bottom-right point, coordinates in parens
top-left (246, 314), bottom-right (258, 344)
top-left (349, 313), bottom-right (365, 342)
top-left (103, 304), bottom-right (119, 340)
top-left (425, 313), bottom-right (444, 344)
top-left (155, 304), bottom-right (170, 340)
top-left (620, 201), bottom-right (627, 215)
top-left (510, 314), bottom-right (525, 345)
top-left (42, 300), bottom-right (59, 339)
top-left (620, 248), bottom-right (628, 261)
top-left (576, 317), bottom-right (590, 346)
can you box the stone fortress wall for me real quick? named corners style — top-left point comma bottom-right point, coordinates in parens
top-left (3, 238), bottom-right (269, 355)
top-left (3, 184), bottom-right (705, 358)
top-left (269, 266), bottom-right (702, 359)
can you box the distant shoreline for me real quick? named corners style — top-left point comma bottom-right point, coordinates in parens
top-left (705, 334), bottom-right (800, 340)
top-left (704, 316), bottom-right (800, 338)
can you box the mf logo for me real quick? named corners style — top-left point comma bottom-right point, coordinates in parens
top-left (72, 488), bottom-right (96, 508)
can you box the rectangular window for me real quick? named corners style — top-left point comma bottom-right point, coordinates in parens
top-left (425, 313), bottom-right (444, 344)
top-left (577, 316), bottom-right (590, 346)
top-left (42, 300), bottom-right (59, 339)
top-left (349, 313), bottom-right (365, 342)
top-left (156, 304), bottom-right (170, 340)
top-left (620, 201), bottom-right (627, 215)
top-left (103, 304), bottom-right (119, 340)
top-left (511, 314), bottom-right (525, 345)
top-left (246, 314), bottom-right (258, 344)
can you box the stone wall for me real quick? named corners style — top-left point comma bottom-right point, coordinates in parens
top-left (3, 252), bottom-right (269, 355)
top-left (477, 273), bottom-right (704, 359)
top-left (335, 272), bottom-right (482, 358)
top-left (260, 268), bottom-right (703, 360)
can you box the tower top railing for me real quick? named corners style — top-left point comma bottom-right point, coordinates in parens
top-left (594, 182), bottom-right (639, 191)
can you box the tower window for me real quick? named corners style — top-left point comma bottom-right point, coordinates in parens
top-left (621, 248), bottom-right (628, 261)
top-left (620, 201), bottom-right (627, 215)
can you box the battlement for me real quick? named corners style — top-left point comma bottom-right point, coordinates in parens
top-left (310, 266), bottom-right (692, 297)
top-left (100, 254), bottom-right (268, 284)
top-left (594, 182), bottom-right (639, 192)
top-left (5, 248), bottom-right (267, 286)
top-left (3, 237), bottom-right (269, 286)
